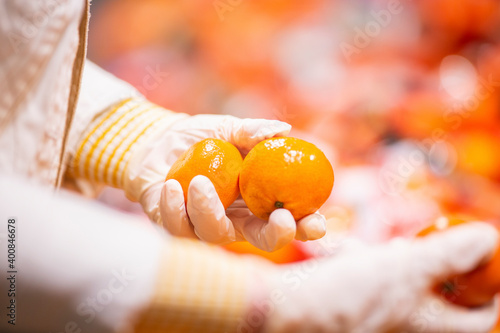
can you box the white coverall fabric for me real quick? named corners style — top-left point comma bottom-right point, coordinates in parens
top-left (0, 0), bottom-right (85, 186)
top-left (0, 0), bottom-right (143, 190)
top-left (0, 175), bottom-right (163, 333)
top-left (0, 1), bottom-right (159, 331)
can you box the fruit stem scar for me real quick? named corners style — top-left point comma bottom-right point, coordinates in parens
top-left (275, 201), bottom-right (284, 208)
top-left (441, 281), bottom-right (455, 294)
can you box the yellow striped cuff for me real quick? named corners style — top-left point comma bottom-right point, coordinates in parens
top-left (134, 238), bottom-right (268, 333)
top-left (72, 98), bottom-right (174, 188)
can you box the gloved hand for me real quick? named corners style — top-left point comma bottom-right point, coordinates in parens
top-left (133, 114), bottom-right (327, 251)
top-left (72, 98), bottom-right (326, 251)
top-left (255, 222), bottom-right (499, 333)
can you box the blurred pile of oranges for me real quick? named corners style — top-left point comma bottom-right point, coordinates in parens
top-left (89, 0), bottom-right (500, 250)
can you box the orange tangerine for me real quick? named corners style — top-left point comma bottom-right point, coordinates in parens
top-left (165, 138), bottom-right (242, 209)
top-left (240, 137), bottom-right (334, 221)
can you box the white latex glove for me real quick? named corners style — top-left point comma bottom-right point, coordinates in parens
top-left (256, 222), bottom-right (499, 333)
top-left (125, 114), bottom-right (327, 251)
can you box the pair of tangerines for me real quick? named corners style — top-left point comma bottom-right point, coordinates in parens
top-left (165, 136), bottom-right (334, 221)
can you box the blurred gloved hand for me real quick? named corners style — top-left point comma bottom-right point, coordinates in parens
top-left (73, 99), bottom-right (326, 251)
top-left (258, 222), bottom-right (499, 333)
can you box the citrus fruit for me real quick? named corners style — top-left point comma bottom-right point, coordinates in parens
top-left (165, 138), bottom-right (243, 209)
top-left (239, 137), bottom-right (334, 221)
top-left (223, 241), bottom-right (310, 264)
top-left (450, 130), bottom-right (500, 180)
top-left (417, 217), bottom-right (500, 307)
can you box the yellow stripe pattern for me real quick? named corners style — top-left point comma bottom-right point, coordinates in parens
top-left (134, 238), bottom-right (254, 333)
top-left (72, 98), bottom-right (172, 188)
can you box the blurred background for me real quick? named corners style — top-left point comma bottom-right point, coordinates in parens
top-left (88, 0), bottom-right (500, 247)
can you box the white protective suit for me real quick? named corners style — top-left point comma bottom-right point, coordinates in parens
top-left (0, 1), bottom-right (160, 332)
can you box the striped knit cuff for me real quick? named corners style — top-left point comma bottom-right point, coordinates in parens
top-left (71, 98), bottom-right (174, 188)
top-left (134, 238), bottom-right (269, 333)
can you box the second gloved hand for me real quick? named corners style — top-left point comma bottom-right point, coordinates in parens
top-left (256, 222), bottom-right (499, 333)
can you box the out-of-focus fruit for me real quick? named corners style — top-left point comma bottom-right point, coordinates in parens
top-left (417, 217), bottom-right (500, 307)
top-left (224, 240), bottom-right (310, 264)
top-left (450, 130), bottom-right (500, 181)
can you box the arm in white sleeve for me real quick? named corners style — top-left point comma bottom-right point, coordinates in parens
top-left (0, 175), bottom-right (162, 332)
top-left (68, 60), bottom-right (144, 151)
top-left (0, 175), bottom-right (270, 333)
top-left (63, 60), bottom-right (145, 195)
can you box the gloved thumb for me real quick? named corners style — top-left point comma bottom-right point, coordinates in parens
top-left (187, 175), bottom-right (236, 244)
top-left (220, 117), bottom-right (291, 154)
top-left (412, 222), bottom-right (499, 282)
top-left (236, 209), bottom-right (296, 252)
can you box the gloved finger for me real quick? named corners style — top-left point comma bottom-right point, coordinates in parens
top-left (161, 180), bottom-right (197, 239)
top-left (412, 222), bottom-right (499, 281)
top-left (295, 212), bottom-right (327, 241)
top-left (407, 294), bottom-right (499, 333)
top-left (187, 175), bottom-right (236, 245)
top-left (220, 117), bottom-right (292, 154)
top-left (234, 208), bottom-right (296, 252)
top-left (225, 198), bottom-right (254, 242)
top-left (140, 182), bottom-right (164, 225)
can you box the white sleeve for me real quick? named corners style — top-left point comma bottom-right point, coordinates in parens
top-left (0, 175), bottom-right (163, 333)
top-left (70, 60), bottom-right (144, 144)
top-left (64, 60), bottom-right (144, 195)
